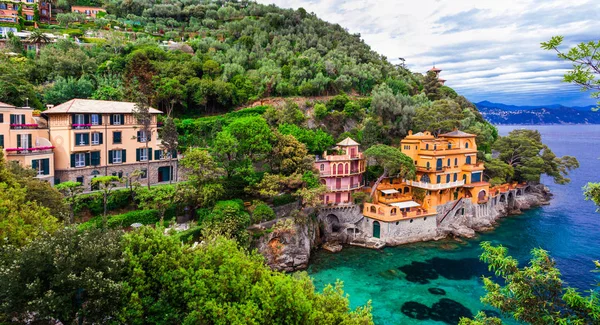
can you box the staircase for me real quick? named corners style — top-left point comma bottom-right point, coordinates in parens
top-left (437, 198), bottom-right (464, 226)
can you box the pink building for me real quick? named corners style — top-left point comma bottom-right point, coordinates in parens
top-left (315, 137), bottom-right (366, 205)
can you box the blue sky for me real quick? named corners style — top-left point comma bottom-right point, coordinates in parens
top-left (257, 0), bottom-right (600, 106)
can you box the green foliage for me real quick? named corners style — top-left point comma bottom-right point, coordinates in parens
top-left (413, 99), bottom-right (463, 135)
top-left (43, 76), bottom-right (94, 105)
top-left (327, 93), bottom-right (350, 111)
top-left (542, 36), bottom-right (600, 108)
top-left (483, 159), bottom-right (514, 185)
top-left (423, 70), bottom-right (441, 100)
top-left (313, 103), bottom-right (329, 120)
top-left (0, 228), bottom-right (124, 324)
top-left (251, 202), bottom-right (276, 224)
top-left (493, 129), bottom-right (579, 184)
top-left (135, 185), bottom-right (177, 220)
top-left (76, 188), bottom-right (131, 216)
top-left (279, 123), bottom-right (335, 154)
top-left (269, 131), bottom-right (313, 175)
top-left (107, 210), bottom-right (161, 228)
top-left (365, 144), bottom-right (416, 197)
top-left (119, 227), bottom-right (373, 324)
top-left (272, 193), bottom-right (297, 206)
top-left (584, 182), bottom-right (600, 211)
top-left (461, 242), bottom-right (600, 325)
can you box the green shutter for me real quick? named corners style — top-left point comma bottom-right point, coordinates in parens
top-left (110, 114), bottom-right (114, 125)
top-left (0, 134), bottom-right (4, 148)
top-left (0, 114), bottom-right (3, 123)
top-left (70, 154), bottom-right (76, 168)
top-left (108, 150), bottom-right (113, 164)
top-left (32, 159), bottom-right (39, 171)
top-left (85, 153), bottom-right (90, 166)
top-left (10, 114), bottom-right (15, 125)
top-left (72, 114), bottom-right (76, 125)
top-left (91, 151), bottom-right (100, 166)
top-left (98, 132), bottom-right (103, 144)
top-left (148, 148), bottom-right (152, 160)
top-left (16, 134), bottom-right (21, 148)
top-left (83, 133), bottom-right (90, 145)
top-left (97, 114), bottom-right (102, 125)
top-left (154, 149), bottom-right (160, 160)
top-left (42, 159), bottom-right (49, 175)
top-left (121, 149), bottom-right (126, 163)
top-left (137, 131), bottom-right (141, 142)
top-left (27, 134), bottom-right (32, 147)
top-left (171, 149), bottom-right (177, 158)
top-left (120, 114), bottom-right (125, 124)
top-left (84, 114), bottom-right (90, 124)
top-left (136, 148), bottom-right (140, 161)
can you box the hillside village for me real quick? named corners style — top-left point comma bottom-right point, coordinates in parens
top-left (0, 1), bottom-right (585, 324)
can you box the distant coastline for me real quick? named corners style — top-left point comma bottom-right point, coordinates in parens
top-left (476, 100), bottom-right (600, 125)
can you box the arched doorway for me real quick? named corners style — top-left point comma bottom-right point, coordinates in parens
top-left (478, 190), bottom-right (487, 202)
top-left (373, 221), bottom-right (381, 238)
top-left (326, 214), bottom-right (341, 233)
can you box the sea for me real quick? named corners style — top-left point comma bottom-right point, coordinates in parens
top-left (307, 125), bottom-right (600, 325)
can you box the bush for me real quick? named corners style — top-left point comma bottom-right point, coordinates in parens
top-left (313, 103), bottom-right (328, 120)
top-left (107, 210), bottom-right (160, 228)
top-left (76, 189), bottom-right (132, 216)
top-left (326, 93), bottom-right (350, 111)
top-left (343, 101), bottom-right (363, 118)
top-left (272, 194), bottom-right (297, 207)
top-left (173, 224), bottom-right (203, 243)
top-left (251, 202), bottom-right (276, 224)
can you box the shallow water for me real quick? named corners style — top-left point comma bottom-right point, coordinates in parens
top-left (308, 125), bottom-right (600, 324)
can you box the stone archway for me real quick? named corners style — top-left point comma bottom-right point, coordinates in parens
top-left (326, 214), bottom-right (341, 233)
top-left (478, 190), bottom-right (487, 202)
top-left (499, 194), bottom-right (506, 203)
top-left (516, 189), bottom-right (523, 196)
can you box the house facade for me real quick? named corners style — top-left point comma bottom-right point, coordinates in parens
top-left (71, 6), bottom-right (105, 18)
top-left (0, 0), bottom-right (52, 23)
top-left (315, 137), bottom-right (366, 205)
top-left (42, 99), bottom-right (178, 189)
top-left (0, 101), bottom-right (55, 183)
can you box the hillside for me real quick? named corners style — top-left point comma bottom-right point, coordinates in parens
top-left (476, 101), bottom-right (600, 124)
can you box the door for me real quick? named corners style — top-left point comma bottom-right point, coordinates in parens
top-left (373, 221), bottom-right (381, 238)
top-left (158, 166), bottom-right (171, 183)
top-left (436, 159), bottom-right (443, 171)
top-left (336, 178), bottom-right (341, 189)
top-left (335, 193), bottom-right (341, 203)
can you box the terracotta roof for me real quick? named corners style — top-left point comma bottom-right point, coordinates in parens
top-left (429, 66), bottom-right (442, 72)
top-left (337, 137), bottom-right (360, 146)
top-left (439, 129), bottom-right (476, 138)
top-left (43, 99), bottom-right (162, 114)
top-left (404, 131), bottom-right (435, 139)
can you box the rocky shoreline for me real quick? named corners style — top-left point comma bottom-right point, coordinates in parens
top-left (253, 184), bottom-right (552, 272)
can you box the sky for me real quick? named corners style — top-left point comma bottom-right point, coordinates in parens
top-left (257, 0), bottom-right (600, 106)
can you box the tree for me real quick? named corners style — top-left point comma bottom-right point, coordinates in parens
top-left (493, 129), bottom-right (578, 184)
top-left (211, 130), bottom-right (239, 177)
top-left (32, 3), bottom-right (39, 22)
top-left (423, 70), bottom-right (441, 101)
top-left (584, 182), bottom-right (600, 211)
top-left (133, 91), bottom-right (153, 189)
top-left (159, 116), bottom-right (179, 184)
top-left (364, 144), bottom-right (416, 197)
top-left (483, 159), bottom-right (514, 186)
top-left (27, 30), bottom-right (50, 57)
top-left (250, 201), bottom-right (276, 224)
top-left (6, 32), bottom-right (23, 54)
top-left (269, 131), bottom-right (313, 176)
top-left (135, 185), bottom-right (177, 222)
top-left (413, 99), bottom-right (464, 135)
top-left (91, 176), bottom-right (123, 227)
top-left (55, 181), bottom-right (83, 224)
top-left (178, 148), bottom-right (224, 208)
top-left (541, 36), bottom-right (600, 108)
top-left (119, 226), bottom-right (373, 324)
top-left (226, 116), bottom-right (273, 161)
top-left (459, 242), bottom-right (600, 325)
top-left (0, 228), bottom-right (124, 324)
top-left (43, 76), bottom-right (95, 105)
top-left (56, 13), bottom-right (77, 28)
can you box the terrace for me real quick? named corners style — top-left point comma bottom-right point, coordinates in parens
top-left (5, 146), bottom-right (54, 155)
top-left (363, 202), bottom-right (436, 222)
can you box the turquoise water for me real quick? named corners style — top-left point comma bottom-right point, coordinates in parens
top-left (308, 125), bottom-right (600, 324)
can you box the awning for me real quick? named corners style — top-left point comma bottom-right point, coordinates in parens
top-left (389, 201), bottom-right (421, 209)
top-left (380, 189), bottom-right (400, 194)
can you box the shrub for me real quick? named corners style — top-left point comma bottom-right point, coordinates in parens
top-left (107, 210), bottom-right (160, 228)
top-left (313, 103), bottom-right (328, 120)
top-left (173, 224), bottom-right (203, 243)
top-left (76, 189), bottom-right (132, 216)
top-left (272, 194), bottom-right (297, 207)
top-left (326, 93), bottom-right (349, 111)
top-left (251, 202), bottom-right (276, 224)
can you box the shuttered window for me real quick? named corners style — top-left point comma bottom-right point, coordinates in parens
top-left (0, 134), bottom-right (3, 148)
top-left (90, 151), bottom-right (100, 166)
top-left (113, 131), bottom-right (122, 144)
top-left (32, 159), bottom-right (50, 175)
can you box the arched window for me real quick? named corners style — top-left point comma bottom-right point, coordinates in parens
top-left (454, 158), bottom-right (458, 166)
top-left (466, 156), bottom-right (472, 165)
top-left (434, 144), bottom-right (437, 150)
top-left (462, 174), bottom-right (467, 182)
top-left (345, 163), bottom-right (349, 174)
top-left (465, 141), bottom-right (470, 149)
top-left (426, 144), bottom-right (429, 150)
top-left (453, 173), bottom-right (457, 182)
top-left (320, 164), bottom-right (324, 171)
top-left (446, 174), bottom-right (450, 183)
top-left (448, 142), bottom-right (452, 149)
top-left (370, 205), bottom-right (376, 213)
top-left (391, 208), bottom-right (397, 215)
top-left (338, 164), bottom-right (343, 174)
top-left (437, 175), bottom-right (441, 183)
top-left (426, 161), bottom-right (430, 169)
top-left (404, 187), bottom-right (410, 194)
top-left (447, 158), bottom-right (451, 166)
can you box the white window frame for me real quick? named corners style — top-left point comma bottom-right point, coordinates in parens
top-left (74, 114), bottom-right (85, 125)
top-left (20, 134), bottom-right (29, 149)
top-left (113, 150), bottom-right (122, 164)
top-left (139, 148), bottom-right (149, 161)
top-left (75, 153), bottom-right (85, 167)
top-left (77, 134), bottom-right (87, 146)
top-left (91, 114), bottom-right (100, 125)
top-left (139, 130), bottom-right (147, 143)
top-left (91, 133), bottom-right (100, 145)
top-left (113, 114), bottom-right (122, 125)
top-left (35, 160), bottom-right (44, 176)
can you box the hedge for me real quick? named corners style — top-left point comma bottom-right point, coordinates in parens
top-left (76, 189), bottom-right (132, 216)
top-left (78, 209), bottom-right (164, 230)
top-left (272, 194), bottom-right (297, 207)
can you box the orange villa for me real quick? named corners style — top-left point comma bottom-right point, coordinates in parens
top-left (71, 6), bottom-right (106, 18)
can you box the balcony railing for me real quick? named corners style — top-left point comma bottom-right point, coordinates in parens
top-left (72, 124), bottom-right (92, 129)
top-left (407, 179), bottom-right (465, 190)
top-left (378, 194), bottom-right (413, 204)
top-left (10, 123), bottom-right (39, 129)
top-left (363, 203), bottom-right (436, 221)
top-left (326, 183), bottom-right (363, 191)
top-left (4, 146), bottom-right (54, 155)
top-left (317, 152), bottom-right (364, 162)
top-left (320, 168), bottom-right (365, 176)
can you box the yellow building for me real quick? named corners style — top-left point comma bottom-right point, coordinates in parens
top-left (400, 129), bottom-right (489, 205)
top-left (43, 99), bottom-right (178, 189)
top-left (363, 129), bottom-right (490, 224)
top-left (0, 101), bottom-right (55, 183)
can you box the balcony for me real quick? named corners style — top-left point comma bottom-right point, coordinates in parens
top-left (320, 168), bottom-right (365, 177)
top-left (10, 123), bottom-right (41, 130)
top-left (406, 179), bottom-right (465, 190)
top-left (461, 162), bottom-right (485, 172)
top-left (378, 194), bottom-right (413, 204)
top-left (71, 124), bottom-right (92, 130)
top-left (316, 152), bottom-right (364, 162)
top-left (363, 203), bottom-right (436, 222)
top-left (326, 183), bottom-right (363, 192)
top-left (5, 146), bottom-right (54, 155)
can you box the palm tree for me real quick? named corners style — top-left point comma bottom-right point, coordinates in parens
top-left (27, 30), bottom-right (50, 57)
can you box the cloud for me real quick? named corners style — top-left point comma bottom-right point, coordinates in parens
top-left (257, 0), bottom-right (600, 106)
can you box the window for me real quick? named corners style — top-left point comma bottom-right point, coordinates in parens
top-left (139, 148), bottom-right (149, 161)
top-left (454, 173), bottom-right (458, 182)
top-left (448, 142), bottom-right (452, 149)
top-left (0, 135), bottom-right (3, 148)
top-left (0, 3), bottom-right (6, 9)
top-left (75, 133), bottom-right (89, 146)
top-left (113, 131), bottom-right (122, 144)
top-left (18, 134), bottom-right (31, 149)
top-left (90, 151), bottom-right (100, 166)
top-left (447, 159), bottom-right (451, 166)
top-left (91, 114), bottom-right (100, 125)
top-left (75, 153), bottom-right (85, 167)
top-left (446, 174), bottom-right (450, 183)
top-left (141, 169), bottom-right (147, 179)
top-left (425, 144), bottom-right (429, 150)
top-left (91, 132), bottom-right (101, 145)
top-left (112, 150), bottom-right (122, 163)
top-left (138, 130), bottom-right (148, 142)
top-left (26, 15), bottom-right (33, 20)
top-left (466, 156), bottom-right (472, 164)
top-left (454, 158), bottom-right (458, 166)
top-left (465, 142), bottom-right (470, 149)
top-left (112, 114), bottom-right (122, 125)
top-left (320, 164), bottom-right (324, 171)
top-left (76, 176), bottom-right (84, 184)
top-left (437, 175), bottom-right (441, 183)
top-left (0, 113), bottom-right (3, 123)
top-left (32, 159), bottom-right (50, 176)
top-left (74, 114), bottom-right (85, 125)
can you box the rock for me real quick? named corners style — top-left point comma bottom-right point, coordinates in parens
top-left (428, 287), bottom-right (446, 295)
top-left (293, 255), bottom-right (309, 267)
top-left (323, 241), bottom-right (343, 253)
top-left (451, 226), bottom-right (475, 238)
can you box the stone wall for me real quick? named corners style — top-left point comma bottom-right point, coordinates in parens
top-left (361, 216), bottom-right (438, 246)
top-left (273, 200), bottom-right (301, 218)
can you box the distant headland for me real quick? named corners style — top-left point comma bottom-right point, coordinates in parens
top-left (475, 100), bottom-right (600, 125)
